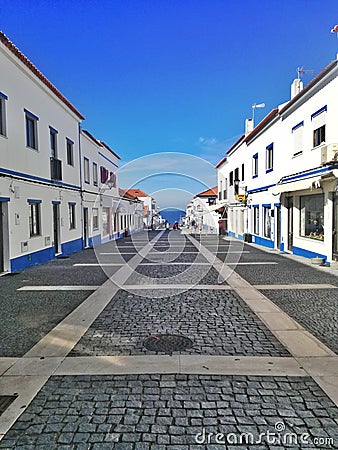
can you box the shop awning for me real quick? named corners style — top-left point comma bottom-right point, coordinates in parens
top-left (271, 176), bottom-right (322, 195)
top-left (208, 200), bottom-right (228, 212)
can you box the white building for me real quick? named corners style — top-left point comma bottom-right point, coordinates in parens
top-left (0, 31), bottom-right (84, 272)
top-left (216, 57), bottom-right (338, 262)
top-left (185, 187), bottom-right (219, 233)
top-left (0, 31), bottom-right (143, 273)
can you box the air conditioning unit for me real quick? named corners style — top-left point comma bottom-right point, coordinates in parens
top-left (321, 144), bottom-right (338, 165)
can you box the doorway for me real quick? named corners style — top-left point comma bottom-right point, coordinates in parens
top-left (333, 194), bottom-right (338, 261)
top-left (287, 197), bottom-right (293, 252)
top-left (83, 208), bottom-right (89, 248)
top-left (0, 203), bottom-right (4, 272)
top-left (276, 205), bottom-right (281, 249)
top-left (53, 203), bottom-right (60, 254)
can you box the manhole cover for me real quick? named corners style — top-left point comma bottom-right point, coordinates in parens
top-left (0, 395), bottom-right (18, 416)
top-left (144, 334), bottom-right (193, 353)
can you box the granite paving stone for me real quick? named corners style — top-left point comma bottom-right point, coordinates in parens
top-left (0, 374), bottom-right (337, 449)
top-left (69, 289), bottom-right (289, 356)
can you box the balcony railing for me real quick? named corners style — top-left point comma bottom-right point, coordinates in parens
top-left (50, 157), bottom-right (62, 181)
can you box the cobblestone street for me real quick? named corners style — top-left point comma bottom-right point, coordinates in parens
top-left (0, 230), bottom-right (337, 449)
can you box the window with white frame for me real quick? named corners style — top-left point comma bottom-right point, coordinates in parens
top-left (25, 110), bottom-right (39, 150)
top-left (92, 208), bottom-right (99, 230)
top-left (66, 139), bottom-right (74, 165)
top-left (253, 206), bottom-right (259, 235)
top-left (292, 121), bottom-right (303, 156)
top-left (312, 106), bottom-right (326, 148)
top-left (263, 206), bottom-right (271, 238)
top-left (69, 203), bottom-right (76, 229)
top-left (300, 194), bottom-right (324, 240)
top-left (84, 157), bottom-right (90, 183)
top-left (266, 144), bottom-right (273, 172)
top-left (28, 201), bottom-right (41, 237)
top-left (252, 153), bottom-right (258, 178)
top-left (93, 162), bottom-right (98, 186)
top-left (0, 92), bottom-right (7, 137)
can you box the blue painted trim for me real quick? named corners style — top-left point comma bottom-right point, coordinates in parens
top-left (11, 247), bottom-right (54, 272)
top-left (311, 105), bottom-right (327, 120)
top-left (66, 137), bottom-right (74, 144)
top-left (0, 91), bottom-right (8, 100)
top-left (98, 151), bottom-right (118, 168)
top-left (0, 167), bottom-right (81, 190)
top-left (0, 197), bottom-right (10, 202)
top-left (280, 166), bottom-right (331, 184)
top-left (251, 235), bottom-right (274, 248)
top-left (274, 203), bottom-right (281, 207)
top-left (27, 199), bottom-right (42, 204)
top-left (52, 201), bottom-right (61, 204)
top-left (253, 153), bottom-right (258, 158)
top-left (49, 126), bottom-right (58, 134)
top-left (280, 243), bottom-right (285, 252)
top-left (292, 246), bottom-right (326, 261)
top-left (252, 174), bottom-right (258, 179)
top-left (247, 183), bottom-right (275, 194)
top-left (68, 202), bottom-right (76, 205)
top-left (252, 204), bottom-right (259, 208)
top-left (91, 234), bottom-right (101, 247)
top-left (262, 203), bottom-right (271, 207)
top-left (266, 168), bottom-right (273, 174)
top-left (266, 143), bottom-right (273, 150)
top-left (61, 237), bottom-right (83, 256)
top-left (24, 108), bottom-right (39, 121)
top-left (292, 121), bottom-right (304, 132)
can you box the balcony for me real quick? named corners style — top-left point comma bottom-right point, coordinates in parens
top-left (50, 157), bottom-right (62, 181)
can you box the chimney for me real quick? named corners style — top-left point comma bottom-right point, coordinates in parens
top-left (245, 118), bottom-right (253, 134)
top-left (291, 78), bottom-right (303, 99)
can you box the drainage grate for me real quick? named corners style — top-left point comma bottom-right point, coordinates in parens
top-left (0, 395), bottom-right (18, 416)
top-left (144, 334), bottom-right (193, 353)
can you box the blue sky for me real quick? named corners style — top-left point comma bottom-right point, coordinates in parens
top-left (2, 0), bottom-right (338, 209)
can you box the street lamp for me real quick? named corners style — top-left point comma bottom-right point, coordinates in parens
top-left (252, 102), bottom-right (265, 127)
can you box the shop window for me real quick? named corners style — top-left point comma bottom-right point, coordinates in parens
top-left (263, 206), bottom-right (271, 238)
top-left (92, 208), bottom-right (99, 230)
top-left (300, 194), bottom-right (324, 240)
top-left (69, 203), bottom-right (76, 229)
top-left (28, 201), bottom-right (41, 236)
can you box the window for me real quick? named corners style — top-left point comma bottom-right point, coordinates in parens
top-left (266, 144), bottom-right (273, 172)
top-left (0, 92), bottom-right (7, 137)
top-left (28, 201), bottom-right (41, 237)
top-left (50, 127), bottom-right (58, 158)
top-left (263, 206), bottom-right (271, 238)
top-left (292, 121), bottom-right (303, 156)
top-left (252, 154), bottom-right (258, 178)
top-left (300, 194), bottom-right (324, 241)
top-left (66, 139), bottom-right (74, 165)
top-left (313, 125), bottom-right (325, 147)
top-left (92, 208), bottom-right (99, 230)
top-left (253, 206), bottom-right (259, 235)
top-left (101, 166), bottom-right (109, 183)
top-left (25, 109), bottom-right (39, 150)
top-left (234, 168), bottom-right (239, 182)
top-left (219, 180), bottom-right (222, 200)
top-left (93, 163), bottom-right (98, 186)
top-left (241, 164), bottom-right (245, 181)
top-left (84, 157), bottom-right (90, 183)
top-left (69, 203), bottom-right (76, 229)
top-left (229, 171), bottom-right (234, 186)
top-left (102, 207), bottom-right (110, 235)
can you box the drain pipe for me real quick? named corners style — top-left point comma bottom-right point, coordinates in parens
top-left (78, 122), bottom-right (85, 249)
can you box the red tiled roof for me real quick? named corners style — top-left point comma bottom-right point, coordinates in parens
top-left (0, 31), bottom-right (85, 120)
top-left (244, 109), bottom-right (279, 144)
top-left (195, 186), bottom-right (218, 197)
top-left (124, 189), bottom-right (149, 198)
top-left (119, 189), bottom-right (136, 200)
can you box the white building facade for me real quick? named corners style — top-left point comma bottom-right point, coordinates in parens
top-left (184, 187), bottom-right (219, 233)
top-left (0, 31), bottom-right (143, 273)
top-left (216, 57), bottom-right (338, 263)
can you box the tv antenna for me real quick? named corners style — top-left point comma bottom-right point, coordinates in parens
top-left (297, 66), bottom-right (315, 79)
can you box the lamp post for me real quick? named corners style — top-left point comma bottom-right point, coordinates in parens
top-left (252, 102), bottom-right (265, 127)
